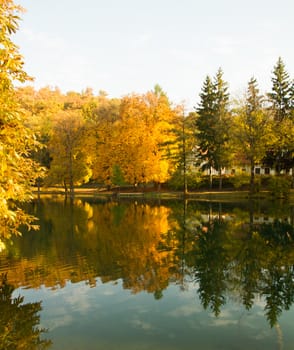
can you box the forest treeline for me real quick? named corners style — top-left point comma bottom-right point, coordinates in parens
top-left (16, 58), bottom-right (294, 196)
top-left (0, 0), bottom-right (293, 240)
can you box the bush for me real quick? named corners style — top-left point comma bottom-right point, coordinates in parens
top-left (267, 176), bottom-right (291, 198)
top-left (231, 174), bottom-right (250, 190)
top-left (168, 171), bottom-right (202, 191)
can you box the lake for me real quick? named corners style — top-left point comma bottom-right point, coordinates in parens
top-left (1, 197), bottom-right (294, 349)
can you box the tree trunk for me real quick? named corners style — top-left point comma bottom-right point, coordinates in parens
top-left (64, 180), bottom-right (68, 198)
top-left (219, 168), bottom-right (223, 190)
top-left (209, 166), bottom-right (213, 189)
top-left (69, 182), bottom-right (74, 199)
top-left (218, 202), bottom-right (222, 221)
top-left (248, 201), bottom-right (254, 238)
top-left (182, 118), bottom-right (188, 196)
top-left (183, 164), bottom-right (188, 196)
top-left (37, 177), bottom-right (41, 200)
top-left (250, 160), bottom-right (255, 195)
top-left (69, 152), bottom-right (74, 199)
top-left (157, 182), bottom-right (161, 192)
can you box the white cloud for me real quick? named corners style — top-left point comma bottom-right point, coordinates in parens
top-left (168, 304), bottom-right (201, 317)
top-left (42, 313), bottom-right (73, 331)
top-left (130, 318), bottom-right (153, 330)
top-left (210, 318), bottom-right (238, 327)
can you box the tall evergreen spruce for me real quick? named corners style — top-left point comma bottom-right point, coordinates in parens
top-left (195, 75), bottom-right (215, 188)
top-left (268, 57), bottom-right (292, 121)
top-left (291, 80), bottom-right (294, 114)
top-left (264, 58), bottom-right (294, 175)
top-left (196, 69), bottom-right (231, 189)
top-left (247, 77), bottom-right (263, 113)
top-left (213, 69), bottom-right (231, 189)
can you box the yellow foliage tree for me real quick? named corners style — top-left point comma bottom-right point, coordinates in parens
top-left (0, 1), bottom-right (43, 242)
top-left (83, 93), bottom-right (121, 186)
top-left (113, 89), bottom-right (177, 188)
top-left (16, 86), bottom-right (64, 136)
top-left (47, 110), bottom-right (91, 197)
top-left (85, 87), bottom-right (177, 189)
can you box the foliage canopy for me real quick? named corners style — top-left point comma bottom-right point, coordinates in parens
top-left (0, 0), bottom-right (43, 242)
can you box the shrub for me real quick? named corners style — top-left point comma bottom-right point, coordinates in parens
top-left (267, 176), bottom-right (291, 198)
top-left (231, 174), bottom-right (250, 190)
top-left (168, 171), bottom-right (202, 191)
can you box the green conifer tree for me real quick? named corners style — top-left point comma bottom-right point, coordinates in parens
top-left (196, 69), bottom-right (231, 189)
top-left (268, 57), bottom-right (292, 122)
top-left (264, 58), bottom-right (294, 175)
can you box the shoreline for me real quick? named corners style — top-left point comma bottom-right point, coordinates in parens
top-left (32, 187), bottom-right (294, 203)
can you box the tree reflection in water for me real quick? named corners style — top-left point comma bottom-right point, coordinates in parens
top-left (2, 198), bottom-right (294, 330)
top-left (0, 273), bottom-right (52, 350)
top-left (189, 205), bottom-right (294, 328)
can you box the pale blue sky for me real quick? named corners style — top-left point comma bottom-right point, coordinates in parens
top-left (14, 0), bottom-right (294, 109)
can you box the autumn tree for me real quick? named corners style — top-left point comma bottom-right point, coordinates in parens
top-left (116, 89), bottom-right (176, 189)
top-left (168, 106), bottom-right (197, 194)
top-left (16, 86), bottom-right (64, 148)
top-left (142, 87), bottom-right (177, 188)
top-left (0, 0), bottom-right (43, 242)
top-left (47, 110), bottom-right (91, 197)
top-left (83, 92), bottom-right (120, 186)
top-left (115, 94), bottom-right (153, 186)
top-left (232, 78), bottom-right (273, 193)
top-left (85, 88), bottom-right (177, 190)
top-left (16, 86), bottom-right (65, 193)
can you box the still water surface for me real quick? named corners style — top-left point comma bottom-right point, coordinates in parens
top-left (1, 197), bottom-right (294, 349)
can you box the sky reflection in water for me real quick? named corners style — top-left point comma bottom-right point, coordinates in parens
top-left (1, 198), bottom-right (294, 349)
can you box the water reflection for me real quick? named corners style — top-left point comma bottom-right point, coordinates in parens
top-left (192, 215), bottom-right (294, 327)
top-left (1, 198), bottom-right (294, 332)
top-left (0, 273), bottom-right (51, 349)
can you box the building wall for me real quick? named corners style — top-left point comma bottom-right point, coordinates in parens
top-left (203, 165), bottom-right (292, 176)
